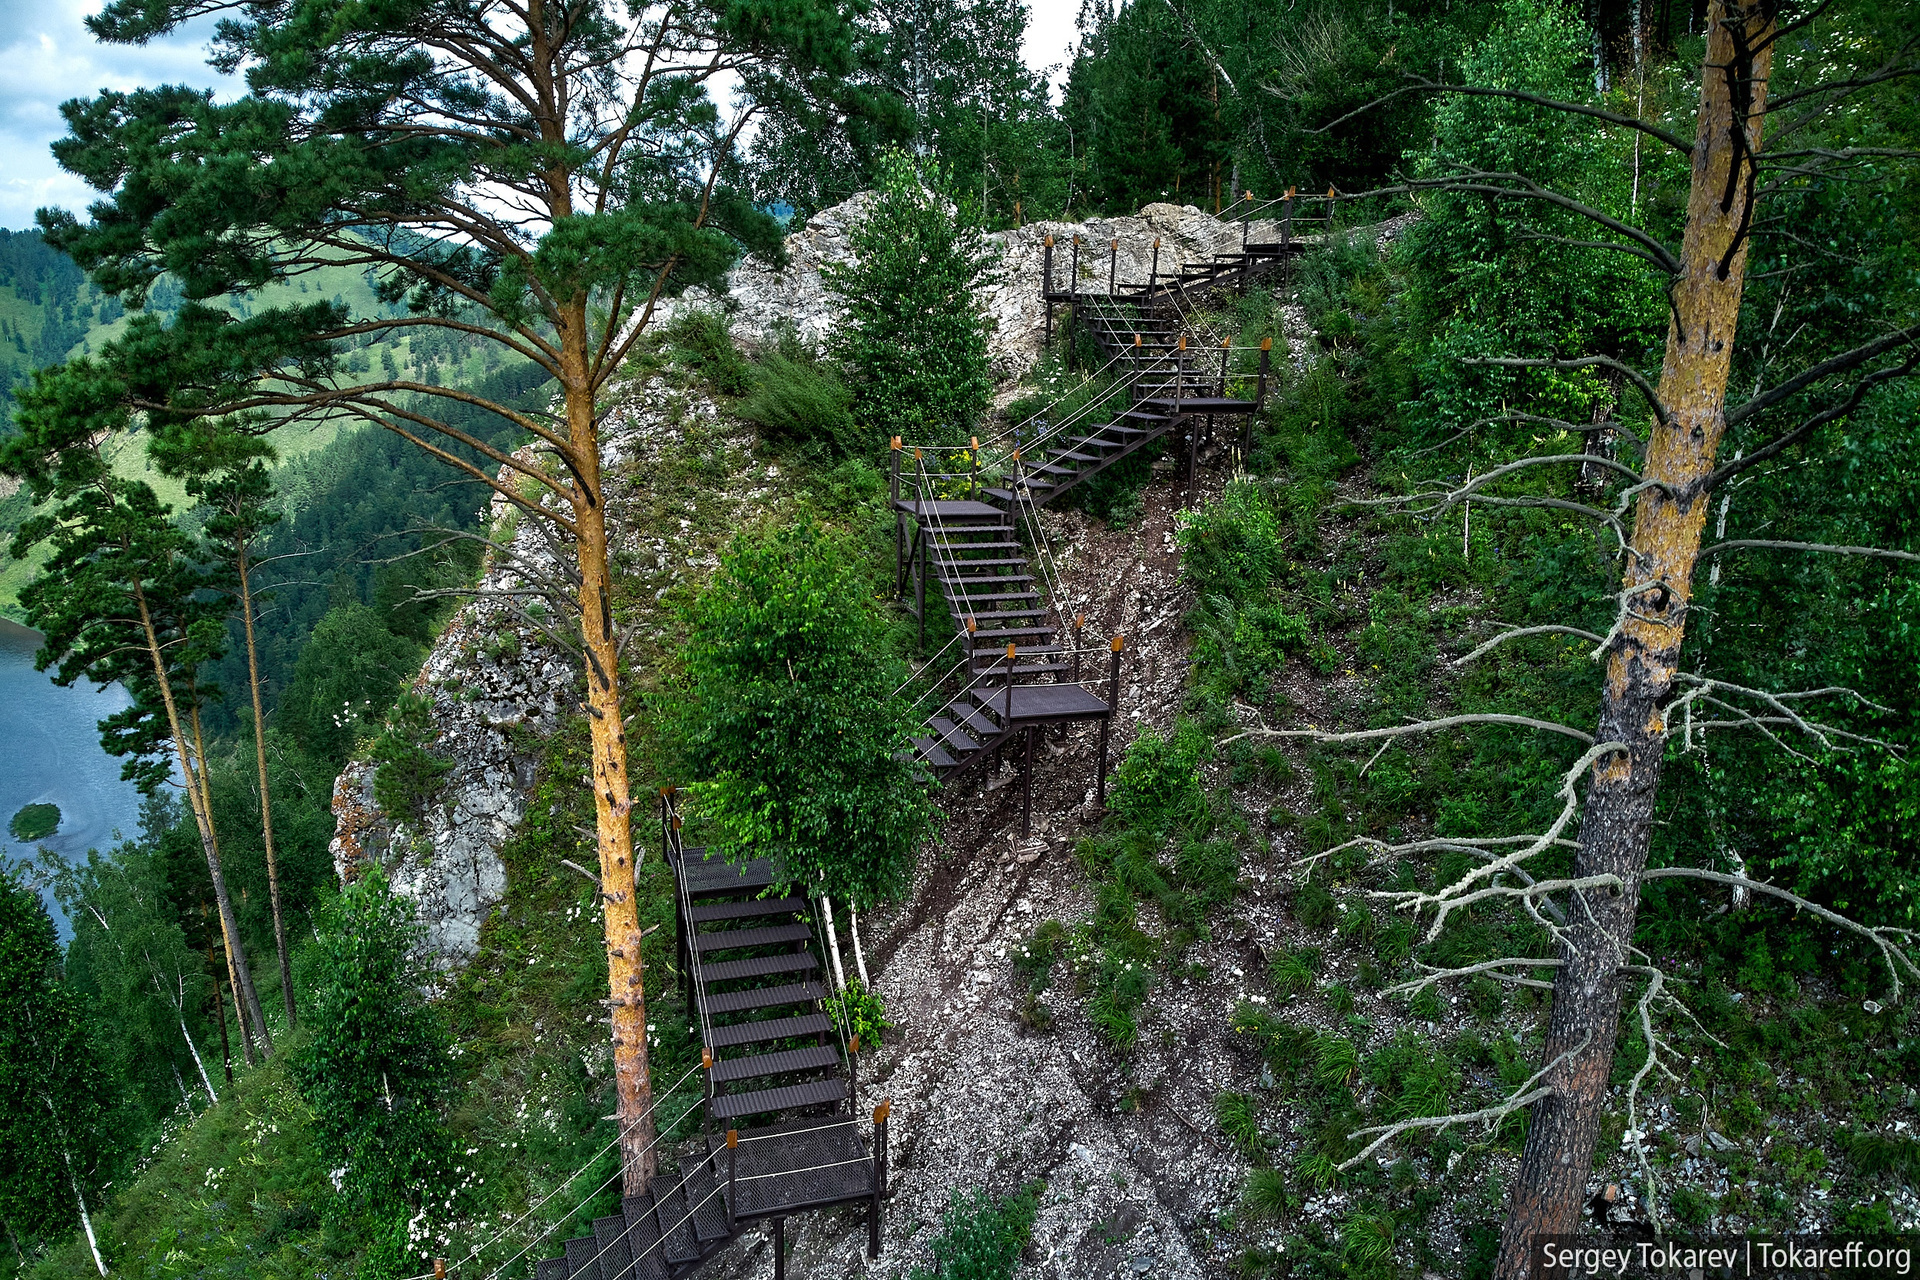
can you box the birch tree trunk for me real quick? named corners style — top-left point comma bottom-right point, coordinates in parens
top-left (1495, 4), bottom-right (1774, 1272)
top-left (188, 698), bottom-right (272, 1058)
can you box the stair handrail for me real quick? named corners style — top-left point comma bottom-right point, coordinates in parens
top-left (473, 1080), bottom-right (709, 1280)
top-left (662, 791), bottom-right (718, 1063)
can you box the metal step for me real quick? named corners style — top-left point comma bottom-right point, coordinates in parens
top-left (708, 1077), bottom-right (849, 1122)
top-left (693, 923), bottom-right (812, 954)
top-left (707, 1012), bottom-right (833, 1049)
top-left (701, 952), bottom-right (818, 984)
top-left (704, 981), bottom-right (825, 1015)
top-left (711, 1045), bottom-right (842, 1085)
top-left (926, 717), bottom-right (982, 752)
top-left (688, 898), bottom-right (804, 925)
top-left (591, 1213), bottom-right (633, 1280)
top-left (910, 737), bottom-right (957, 769)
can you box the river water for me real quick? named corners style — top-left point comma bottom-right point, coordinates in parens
top-left (0, 617), bottom-right (147, 930)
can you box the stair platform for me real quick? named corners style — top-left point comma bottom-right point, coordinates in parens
top-left (992, 684), bottom-right (1110, 724)
top-left (892, 498), bottom-right (1006, 521)
top-left (711, 1116), bottom-right (875, 1221)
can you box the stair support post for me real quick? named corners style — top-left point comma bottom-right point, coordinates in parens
top-left (1021, 725), bottom-right (1035, 839)
top-left (1042, 235), bottom-right (1054, 347)
top-left (1107, 238), bottom-right (1118, 295)
top-left (916, 518), bottom-right (927, 651)
top-left (1097, 636), bottom-right (1123, 809)
top-left (890, 438), bottom-right (903, 595)
top-left (1282, 189), bottom-right (1294, 255)
top-left (725, 1129), bottom-right (738, 1232)
top-left (772, 1218), bottom-right (786, 1280)
top-left (869, 1101), bottom-right (891, 1260)
top-left (1148, 237), bottom-right (1161, 301)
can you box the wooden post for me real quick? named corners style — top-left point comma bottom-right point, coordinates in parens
top-left (1255, 338), bottom-right (1273, 412)
top-left (725, 1128), bottom-right (738, 1231)
top-left (1042, 235), bottom-right (1054, 348)
top-left (434, 1260), bottom-right (445, 1280)
top-left (1097, 636), bottom-right (1123, 809)
top-left (1021, 725), bottom-right (1035, 838)
top-left (868, 1100), bottom-right (891, 1259)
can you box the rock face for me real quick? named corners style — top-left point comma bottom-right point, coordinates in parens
top-left (681, 197), bottom-right (1297, 384)
top-left (328, 468), bottom-right (575, 970)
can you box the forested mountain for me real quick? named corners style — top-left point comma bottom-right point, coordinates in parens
top-left (1, 1), bottom-right (1917, 1278)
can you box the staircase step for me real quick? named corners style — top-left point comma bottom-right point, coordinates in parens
top-left (709, 1077), bottom-right (849, 1121)
top-left (564, 1234), bottom-right (603, 1280)
top-left (592, 1213), bottom-right (634, 1280)
top-left (910, 737), bottom-right (958, 769)
top-left (693, 923), bottom-right (813, 954)
top-left (536, 1258), bottom-right (568, 1280)
top-left (963, 625), bottom-right (1057, 639)
top-left (681, 850), bottom-right (777, 898)
top-left (944, 568), bottom-right (1036, 585)
top-left (707, 1012), bottom-right (834, 1049)
top-left (701, 952), bottom-right (819, 984)
top-left (948, 704), bottom-right (1003, 737)
top-left (953, 607), bottom-right (1049, 621)
top-left (926, 717), bottom-right (982, 753)
top-left (933, 557), bottom-right (1032, 570)
top-left (620, 1195), bottom-right (670, 1280)
top-left (705, 981), bottom-right (825, 1015)
top-left (688, 897), bottom-right (805, 925)
top-left (711, 1045), bottom-right (843, 1085)
top-left (947, 589), bottom-right (1039, 603)
top-left (685, 1164), bottom-right (732, 1244)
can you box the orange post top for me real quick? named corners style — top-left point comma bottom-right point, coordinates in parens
top-left (970, 436), bottom-right (979, 450)
top-left (1286, 186), bottom-right (1296, 199)
top-left (966, 616), bottom-right (977, 632)
top-left (1152, 237), bottom-right (1160, 248)
top-left (1045, 234), bottom-right (1054, 246)
top-left (1222, 336), bottom-right (1232, 348)
top-left (1133, 333), bottom-right (1142, 346)
top-left (1177, 335), bottom-right (1187, 351)
top-left (702, 1047), bottom-right (713, 1069)
top-left (726, 1129), bottom-right (738, 1149)
top-left (1261, 337), bottom-right (1273, 351)
top-left (874, 1099), bottom-right (893, 1123)
top-left (1006, 642), bottom-right (1017, 660)
top-left (851, 1035), bottom-right (861, 1054)
top-left (890, 436), bottom-right (901, 450)
top-left (435, 1261), bottom-right (446, 1280)
top-left (1245, 190), bottom-right (1252, 201)
top-left (1111, 635), bottom-right (1125, 652)
top-left (1074, 613), bottom-right (1086, 628)
top-left (1328, 185), bottom-right (1337, 199)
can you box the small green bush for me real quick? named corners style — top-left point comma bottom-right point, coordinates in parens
top-left (1293, 878), bottom-right (1338, 929)
top-left (1109, 719), bottom-right (1211, 835)
top-left (664, 310), bottom-right (752, 396)
top-left (908, 1182), bottom-right (1043, 1280)
top-left (736, 351), bottom-right (860, 456)
top-left (1269, 945), bottom-right (1322, 995)
top-left (1176, 479), bottom-right (1285, 602)
top-left (1215, 1091), bottom-right (1271, 1164)
top-left (1242, 1168), bottom-right (1291, 1221)
top-left (824, 978), bottom-right (895, 1049)
top-left (371, 689), bottom-right (453, 823)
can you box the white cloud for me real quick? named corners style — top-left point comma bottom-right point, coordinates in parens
top-left (0, 0), bottom-right (231, 230)
top-left (1020, 0), bottom-right (1081, 101)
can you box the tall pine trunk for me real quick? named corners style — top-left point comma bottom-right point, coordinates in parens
top-left (132, 578), bottom-right (269, 1071)
top-left (1495, 4), bottom-right (1773, 1272)
top-left (562, 328), bottom-right (655, 1195)
top-left (237, 545), bottom-right (296, 1029)
top-left (188, 698), bottom-right (272, 1057)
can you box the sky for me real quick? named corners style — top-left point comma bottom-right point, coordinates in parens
top-left (0, 0), bottom-right (1085, 232)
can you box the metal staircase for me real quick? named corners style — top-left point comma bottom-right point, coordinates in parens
top-left (533, 798), bottom-right (888, 1280)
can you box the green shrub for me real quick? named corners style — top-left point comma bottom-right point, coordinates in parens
top-left (664, 310), bottom-right (752, 396)
top-left (1847, 1131), bottom-right (1920, 1183)
top-left (907, 1182), bottom-right (1043, 1280)
top-left (824, 979), bottom-right (895, 1049)
top-left (736, 351), bottom-right (859, 456)
top-left (371, 689), bottom-right (453, 823)
top-left (1109, 719), bottom-right (1211, 835)
top-left (1176, 479), bottom-right (1285, 603)
top-left (1242, 1168), bottom-right (1291, 1221)
top-left (1293, 878), bottom-right (1338, 929)
top-left (1215, 1091), bottom-right (1270, 1164)
top-left (1269, 945), bottom-right (1322, 995)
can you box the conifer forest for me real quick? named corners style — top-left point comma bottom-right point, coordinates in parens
top-left (1, 2), bottom-right (1918, 1278)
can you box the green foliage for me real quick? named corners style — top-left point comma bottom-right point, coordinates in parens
top-left (663, 311), bottom-right (752, 397)
top-left (9, 803), bottom-right (60, 841)
top-left (906, 1182), bottom-right (1043, 1280)
top-left (295, 866), bottom-right (455, 1212)
top-left (672, 522), bottom-right (936, 907)
top-left (1242, 1167), bottom-right (1292, 1222)
top-left (371, 690), bottom-right (454, 825)
top-left (823, 979), bottom-right (895, 1049)
top-left (1215, 1090), bottom-right (1271, 1164)
top-left (1269, 945), bottom-right (1322, 996)
top-left (1109, 720), bottom-right (1212, 836)
top-left (0, 869), bottom-right (112, 1246)
top-left (825, 150), bottom-right (997, 446)
top-left (279, 604), bottom-right (423, 768)
top-left (736, 349), bottom-right (859, 458)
